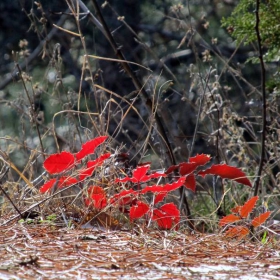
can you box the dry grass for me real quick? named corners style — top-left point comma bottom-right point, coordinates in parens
top-left (0, 221), bottom-right (279, 279)
top-left (0, 0), bottom-right (279, 239)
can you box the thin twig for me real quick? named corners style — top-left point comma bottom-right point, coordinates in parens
top-left (253, 0), bottom-right (267, 196)
top-left (0, 168), bottom-right (24, 219)
top-left (16, 64), bottom-right (45, 160)
top-left (0, 181), bottom-right (76, 226)
top-left (0, 10), bottom-right (69, 90)
top-left (189, 67), bottom-right (212, 156)
top-left (105, 2), bottom-right (180, 85)
top-left (79, 0), bottom-right (175, 166)
top-left (79, 0), bottom-right (193, 228)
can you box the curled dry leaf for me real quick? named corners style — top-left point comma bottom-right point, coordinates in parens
top-left (225, 226), bottom-right (249, 240)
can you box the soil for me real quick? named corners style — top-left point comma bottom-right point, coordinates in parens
top-left (0, 221), bottom-right (279, 280)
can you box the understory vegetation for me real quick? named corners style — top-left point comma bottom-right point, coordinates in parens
top-left (0, 0), bottom-right (279, 243)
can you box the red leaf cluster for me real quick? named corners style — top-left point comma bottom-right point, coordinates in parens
top-left (165, 154), bottom-right (211, 192)
top-left (219, 196), bottom-right (259, 227)
top-left (40, 136), bottom-right (108, 193)
top-left (199, 164), bottom-right (252, 187)
top-left (116, 165), bottom-right (166, 183)
top-left (166, 154), bottom-right (252, 192)
top-left (39, 176), bottom-right (78, 193)
top-left (140, 177), bottom-right (186, 203)
top-left (43, 136), bottom-right (108, 175)
top-left (112, 176), bottom-right (184, 229)
top-left (219, 196), bottom-right (271, 239)
top-left (84, 186), bottom-right (107, 209)
top-left (40, 137), bottom-right (254, 232)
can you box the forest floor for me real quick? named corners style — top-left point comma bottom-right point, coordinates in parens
top-left (0, 219), bottom-right (279, 280)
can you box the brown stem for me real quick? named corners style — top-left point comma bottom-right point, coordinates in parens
top-left (0, 10), bottom-right (69, 90)
top-left (253, 0), bottom-right (267, 197)
top-left (0, 168), bottom-right (24, 219)
top-left (16, 64), bottom-right (45, 160)
top-left (88, 0), bottom-right (193, 228)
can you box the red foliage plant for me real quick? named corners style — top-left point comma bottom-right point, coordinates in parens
top-left (40, 136), bottom-right (254, 230)
top-left (219, 196), bottom-right (271, 239)
top-left (40, 136), bottom-right (109, 193)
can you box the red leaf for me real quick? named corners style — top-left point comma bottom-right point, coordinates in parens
top-left (219, 214), bottom-right (241, 226)
top-left (141, 185), bottom-right (163, 194)
top-left (78, 153), bottom-right (111, 181)
top-left (116, 165), bottom-right (166, 183)
top-left (198, 164), bottom-right (252, 187)
top-left (240, 196), bottom-right (258, 218)
top-left (165, 164), bottom-right (179, 174)
top-left (43, 151), bottom-right (75, 174)
top-left (75, 136), bottom-right (108, 161)
top-left (132, 165), bottom-right (150, 181)
top-left (58, 176), bottom-right (78, 188)
top-left (251, 211), bottom-right (271, 227)
top-left (166, 154), bottom-right (211, 175)
top-left (110, 189), bottom-right (138, 206)
top-left (225, 226), bottom-right (249, 239)
top-left (154, 192), bottom-right (168, 204)
top-left (39, 179), bottom-right (57, 193)
top-left (189, 154), bottom-right (211, 166)
top-left (179, 162), bottom-right (197, 176)
top-left (160, 203), bottom-right (180, 225)
top-left (84, 186), bottom-right (107, 209)
top-left (183, 174), bottom-right (196, 192)
top-left (147, 171), bottom-right (166, 180)
top-left (115, 177), bottom-right (130, 183)
top-left (90, 194), bottom-right (107, 209)
top-left (130, 201), bottom-right (150, 220)
top-left (39, 176), bottom-right (78, 193)
top-left (152, 203), bottom-right (180, 229)
top-left (87, 153), bottom-right (111, 167)
top-left (231, 205), bottom-right (242, 214)
top-left (152, 209), bottom-right (172, 229)
top-left (139, 177), bottom-right (186, 205)
top-left (160, 177), bottom-right (186, 192)
top-left (141, 177), bottom-right (186, 194)
top-left (79, 166), bottom-right (96, 181)
top-left (178, 154), bottom-right (211, 176)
